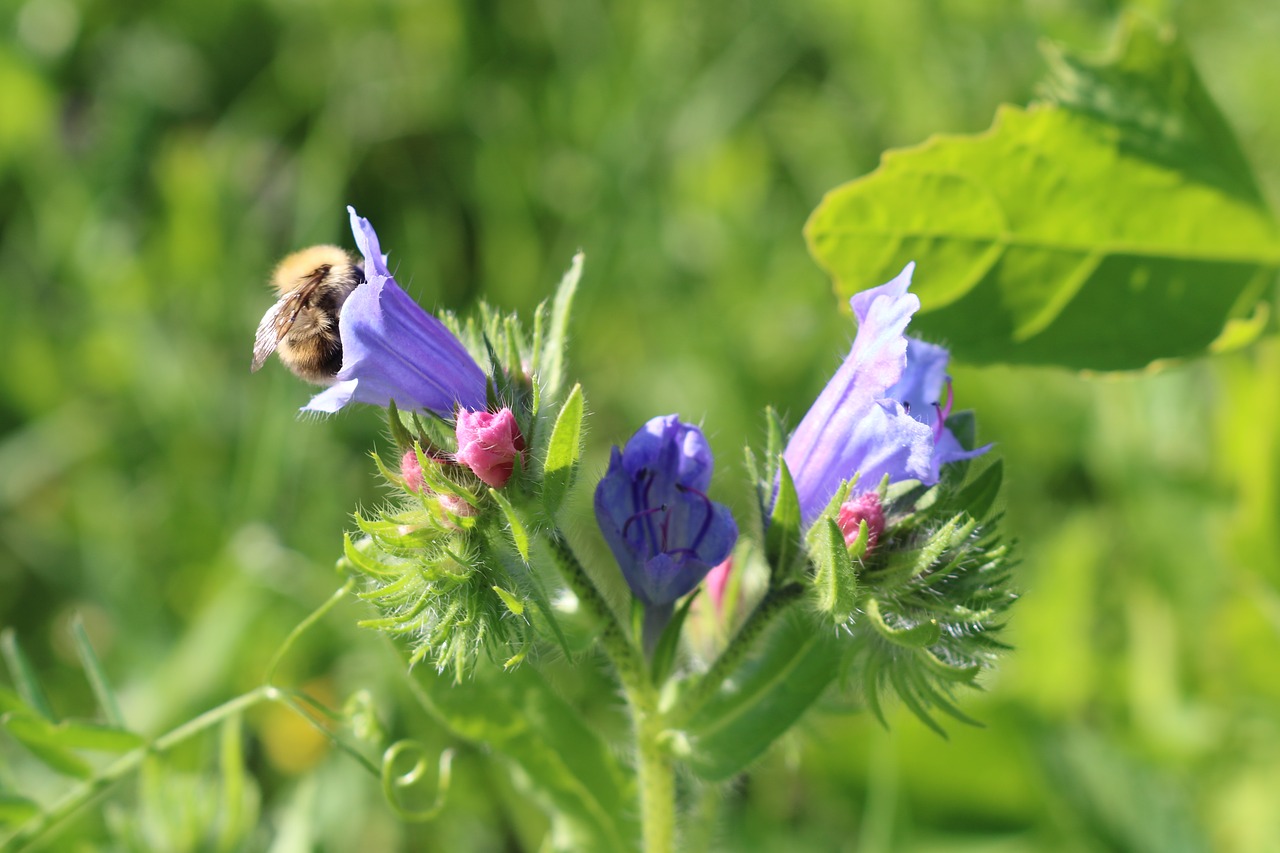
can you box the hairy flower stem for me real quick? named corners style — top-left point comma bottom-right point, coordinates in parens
top-left (544, 531), bottom-right (648, 696)
top-left (636, 706), bottom-right (676, 853)
top-left (544, 532), bottom-right (674, 852)
top-left (672, 582), bottom-right (806, 726)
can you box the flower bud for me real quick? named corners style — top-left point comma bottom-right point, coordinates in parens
top-left (594, 415), bottom-right (738, 611)
top-left (705, 557), bottom-right (734, 614)
top-left (401, 449), bottom-right (426, 493)
top-left (455, 408), bottom-right (525, 488)
top-left (837, 492), bottom-right (885, 553)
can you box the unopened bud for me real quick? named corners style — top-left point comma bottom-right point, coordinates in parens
top-left (455, 407), bottom-right (525, 488)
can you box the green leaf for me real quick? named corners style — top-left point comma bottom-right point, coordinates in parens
top-left (947, 459), bottom-right (1004, 523)
top-left (765, 460), bottom-right (804, 582)
top-left (412, 663), bottom-right (637, 851)
top-left (650, 593), bottom-right (699, 686)
top-left (70, 612), bottom-right (125, 728)
top-left (538, 252), bottom-right (584, 403)
top-left (48, 720), bottom-right (144, 753)
top-left (0, 793), bottom-right (39, 827)
top-left (0, 686), bottom-right (25, 714)
top-left (542, 384), bottom-right (584, 516)
top-left (2, 711), bottom-right (93, 778)
top-left (805, 16), bottom-right (1278, 371)
top-left (809, 517), bottom-right (858, 622)
top-left (684, 610), bottom-right (843, 781)
top-left (0, 630), bottom-right (53, 721)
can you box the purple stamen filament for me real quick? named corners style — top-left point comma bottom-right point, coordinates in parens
top-left (932, 379), bottom-right (954, 442)
top-left (619, 471), bottom-right (715, 562)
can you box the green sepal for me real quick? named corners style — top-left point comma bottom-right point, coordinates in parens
top-left (386, 399), bottom-right (416, 454)
top-left (489, 488), bottom-right (531, 563)
top-left (491, 585), bottom-right (526, 617)
top-left (650, 592), bottom-right (700, 686)
top-left (541, 384), bottom-right (585, 517)
top-left (765, 459), bottom-right (804, 583)
top-left (414, 447), bottom-right (479, 509)
top-left (412, 412), bottom-right (456, 457)
top-left (482, 529), bottom-right (573, 660)
top-left (878, 514), bottom-right (975, 589)
top-left (810, 517), bottom-right (858, 623)
top-left (341, 534), bottom-right (396, 579)
top-left (865, 597), bottom-right (941, 648)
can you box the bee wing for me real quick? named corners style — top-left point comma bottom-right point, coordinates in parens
top-left (251, 288), bottom-right (309, 372)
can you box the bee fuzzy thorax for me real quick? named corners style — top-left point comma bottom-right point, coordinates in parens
top-left (251, 244), bottom-right (364, 384)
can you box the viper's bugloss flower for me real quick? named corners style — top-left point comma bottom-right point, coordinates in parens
top-left (594, 415), bottom-right (738, 610)
top-left (303, 207), bottom-right (487, 416)
top-left (837, 492), bottom-right (885, 553)
top-left (783, 263), bottom-right (988, 526)
top-left (455, 407), bottom-right (525, 488)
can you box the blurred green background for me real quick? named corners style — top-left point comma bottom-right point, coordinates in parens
top-left (3, 0), bottom-right (1280, 849)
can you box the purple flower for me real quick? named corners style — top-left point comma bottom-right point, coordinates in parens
top-left (303, 207), bottom-right (487, 416)
top-left (783, 263), bottom-right (988, 527)
top-left (594, 415), bottom-right (738, 611)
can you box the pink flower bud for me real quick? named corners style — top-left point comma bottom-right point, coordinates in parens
top-left (438, 493), bottom-right (476, 518)
top-left (401, 449), bottom-right (426, 493)
top-left (705, 557), bottom-right (734, 614)
top-left (455, 408), bottom-right (525, 488)
top-left (837, 492), bottom-right (885, 553)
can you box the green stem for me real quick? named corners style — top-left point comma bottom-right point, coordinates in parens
top-left (543, 531), bottom-right (648, 696)
top-left (635, 704), bottom-right (675, 853)
top-left (543, 532), bottom-right (675, 853)
top-left (265, 578), bottom-right (356, 685)
top-left (672, 582), bottom-right (805, 726)
top-left (6, 687), bottom-right (273, 852)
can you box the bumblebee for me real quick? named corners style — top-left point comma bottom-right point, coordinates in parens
top-left (251, 246), bottom-right (364, 384)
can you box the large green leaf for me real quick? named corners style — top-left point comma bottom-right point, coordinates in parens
top-left (413, 664), bottom-right (637, 852)
top-left (805, 16), bottom-right (1279, 371)
top-left (683, 610), bottom-right (843, 781)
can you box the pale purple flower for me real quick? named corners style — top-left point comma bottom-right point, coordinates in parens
top-left (303, 207), bottom-right (487, 416)
top-left (783, 263), bottom-right (988, 527)
top-left (594, 415), bottom-right (738, 611)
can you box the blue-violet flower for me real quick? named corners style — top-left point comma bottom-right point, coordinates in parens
top-left (783, 263), bottom-right (988, 527)
top-left (594, 415), bottom-right (738, 612)
top-left (303, 207), bottom-right (487, 416)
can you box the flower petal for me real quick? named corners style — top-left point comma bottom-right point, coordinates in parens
top-left (302, 209), bottom-right (487, 416)
top-left (784, 263), bottom-right (920, 523)
top-left (594, 415), bottom-right (738, 608)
